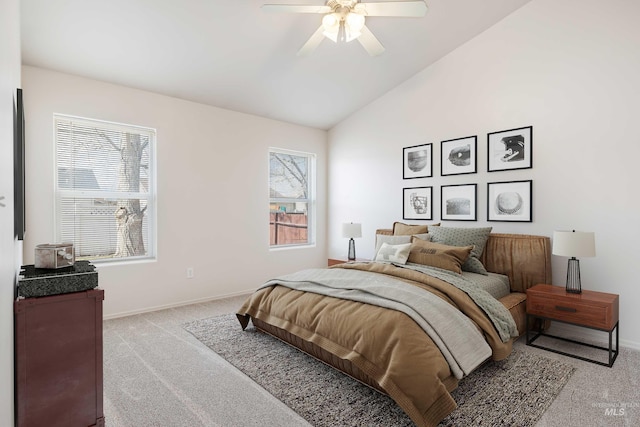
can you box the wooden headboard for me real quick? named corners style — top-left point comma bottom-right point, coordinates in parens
top-left (375, 229), bottom-right (552, 293)
top-left (480, 233), bottom-right (551, 293)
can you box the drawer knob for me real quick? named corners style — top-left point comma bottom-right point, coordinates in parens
top-left (555, 305), bottom-right (577, 313)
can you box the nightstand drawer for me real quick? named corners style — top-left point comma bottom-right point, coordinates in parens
top-left (527, 295), bottom-right (610, 329)
top-left (526, 284), bottom-right (619, 331)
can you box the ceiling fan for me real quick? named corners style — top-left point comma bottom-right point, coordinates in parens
top-left (262, 0), bottom-right (428, 56)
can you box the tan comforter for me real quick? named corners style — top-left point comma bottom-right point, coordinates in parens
top-left (237, 262), bottom-right (513, 427)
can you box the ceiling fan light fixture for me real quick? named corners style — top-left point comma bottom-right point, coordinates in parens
top-left (322, 13), bottom-right (340, 42)
top-left (346, 12), bottom-right (365, 31)
top-left (344, 12), bottom-right (365, 42)
top-left (344, 26), bottom-right (361, 42)
top-left (264, 0), bottom-right (428, 56)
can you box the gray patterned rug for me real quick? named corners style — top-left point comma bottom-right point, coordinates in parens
top-left (184, 314), bottom-right (575, 426)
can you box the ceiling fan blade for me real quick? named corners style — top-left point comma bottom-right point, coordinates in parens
top-left (355, 1), bottom-right (427, 17)
top-left (357, 25), bottom-right (385, 56)
top-left (262, 4), bottom-right (332, 14)
top-left (297, 25), bottom-right (326, 56)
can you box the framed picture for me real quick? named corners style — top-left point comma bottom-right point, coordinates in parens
top-left (441, 184), bottom-right (477, 221)
top-left (14, 88), bottom-right (25, 240)
top-left (487, 180), bottom-right (532, 222)
top-left (487, 126), bottom-right (533, 172)
top-left (441, 135), bottom-right (477, 176)
top-left (403, 143), bottom-right (432, 179)
top-left (403, 186), bottom-right (433, 220)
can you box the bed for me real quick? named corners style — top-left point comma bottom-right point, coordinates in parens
top-left (237, 224), bottom-right (551, 427)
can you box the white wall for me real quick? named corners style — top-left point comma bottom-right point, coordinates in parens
top-left (328, 0), bottom-right (640, 347)
top-left (0, 0), bottom-right (20, 424)
top-left (22, 66), bottom-right (327, 318)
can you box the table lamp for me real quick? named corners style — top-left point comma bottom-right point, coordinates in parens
top-left (552, 230), bottom-right (596, 294)
top-left (342, 222), bottom-right (362, 261)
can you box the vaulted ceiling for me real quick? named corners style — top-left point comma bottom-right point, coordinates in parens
top-left (21, 0), bottom-right (531, 129)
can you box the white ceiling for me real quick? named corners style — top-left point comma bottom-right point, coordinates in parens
top-left (21, 0), bottom-right (531, 130)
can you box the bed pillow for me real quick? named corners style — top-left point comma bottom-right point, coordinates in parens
top-left (428, 226), bottom-right (492, 275)
top-left (374, 242), bottom-right (412, 264)
top-left (407, 238), bottom-right (473, 274)
top-left (392, 222), bottom-right (439, 235)
top-left (374, 233), bottom-right (430, 255)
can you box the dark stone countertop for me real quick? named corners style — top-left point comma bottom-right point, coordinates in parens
top-left (18, 261), bottom-right (98, 298)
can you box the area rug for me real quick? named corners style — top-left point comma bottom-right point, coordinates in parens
top-left (184, 314), bottom-right (575, 426)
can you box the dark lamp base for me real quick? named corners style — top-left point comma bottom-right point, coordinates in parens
top-left (348, 238), bottom-right (356, 261)
top-left (565, 257), bottom-right (582, 294)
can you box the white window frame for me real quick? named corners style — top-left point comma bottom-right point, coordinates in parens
top-left (54, 114), bottom-right (157, 264)
top-left (269, 147), bottom-right (316, 249)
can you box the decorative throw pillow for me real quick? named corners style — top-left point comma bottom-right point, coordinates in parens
top-left (407, 238), bottom-right (473, 274)
top-left (374, 242), bottom-right (412, 264)
top-left (374, 233), bottom-right (430, 255)
top-left (428, 226), bottom-right (492, 275)
top-left (412, 233), bottom-right (431, 242)
top-left (393, 222), bottom-right (429, 235)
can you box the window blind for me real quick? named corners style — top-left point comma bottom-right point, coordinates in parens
top-left (54, 115), bottom-right (156, 262)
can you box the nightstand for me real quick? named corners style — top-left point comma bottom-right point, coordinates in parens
top-left (328, 258), bottom-right (369, 267)
top-left (526, 284), bottom-right (619, 367)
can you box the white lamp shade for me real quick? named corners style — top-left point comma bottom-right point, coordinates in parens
top-left (342, 222), bottom-right (362, 239)
top-left (552, 231), bottom-right (596, 258)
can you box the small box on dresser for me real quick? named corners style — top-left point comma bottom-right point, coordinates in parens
top-left (34, 243), bottom-right (75, 269)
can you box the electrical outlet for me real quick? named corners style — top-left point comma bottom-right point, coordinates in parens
top-left (186, 267), bottom-right (194, 279)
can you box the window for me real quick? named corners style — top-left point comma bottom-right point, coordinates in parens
top-left (54, 115), bottom-right (156, 263)
top-left (269, 148), bottom-right (315, 248)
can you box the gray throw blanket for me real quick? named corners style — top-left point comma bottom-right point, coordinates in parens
top-left (396, 263), bottom-right (519, 342)
top-left (261, 268), bottom-right (492, 379)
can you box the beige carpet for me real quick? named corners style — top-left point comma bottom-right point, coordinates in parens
top-left (184, 314), bottom-right (576, 426)
top-left (102, 295), bottom-right (640, 427)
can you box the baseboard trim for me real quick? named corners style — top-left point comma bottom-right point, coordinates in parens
top-left (103, 289), bottom-right (253, 320)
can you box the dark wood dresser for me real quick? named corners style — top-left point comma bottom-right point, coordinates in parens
top-left (15, 263), bottom-right (104, 427)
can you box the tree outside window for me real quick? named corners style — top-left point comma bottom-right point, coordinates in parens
top-left (55, 115), bottom-right (156, 262)
top-left (269, 149), bottom-right (315, 247)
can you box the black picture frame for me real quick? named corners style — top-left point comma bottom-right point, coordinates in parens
top-left (441, 135), bottom-right (477, 176)
top-left (487, 180), bottom-right (532, 222)
top-left (403, 143), bottom-right (432, 179)
top-left (441, 183), bottom-right (477, 221)
top-left (14, 88), bottom-right (25, 240)
top-left (487, 126), bottom-right (533, 172)
top-left (403, 186), bottom-right (433, 220)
